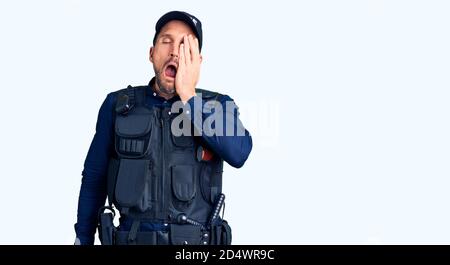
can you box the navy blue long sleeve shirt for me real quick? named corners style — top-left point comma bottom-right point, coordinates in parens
top-left (75, 78), bottom-right (252, 245)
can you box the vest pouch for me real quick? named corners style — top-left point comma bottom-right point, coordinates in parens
top-left (115, 109), bottom-right (153, 157)
top-left (170, 224), bottom-right (202, 245)
top-left (115, 159), bottom-right (152, 212)
top-left (171, 165), bottom-right (196, 210)
top-left (171, 134), bottom-right (194, 148)
top-left (170, 114), bottom-right (194, 148)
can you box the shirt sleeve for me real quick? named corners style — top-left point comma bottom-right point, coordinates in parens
top-left (185, 94), bottom-right (253, 168)
top-left (74, 93), bottom-right (116, 245)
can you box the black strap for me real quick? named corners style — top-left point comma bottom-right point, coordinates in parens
top-left (125, 209), bottom-right (158, 220)
top-left (134, 86), bottom-right (146, 106)
top-left (127, 219), bottom-right (141, 245)
top-left (126, 85), bottom-right (135, 107)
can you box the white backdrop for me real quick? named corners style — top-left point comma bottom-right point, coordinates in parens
top-left (0, 0), bottom-right (449, 244)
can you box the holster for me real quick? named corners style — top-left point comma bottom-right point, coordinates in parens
top-left (210, 219), bottom-right (232, 245)
top-left (98, 210), bottom-right (116, 245)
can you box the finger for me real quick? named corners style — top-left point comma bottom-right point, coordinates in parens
top-left (188, 35), bottom-right (200, 63)
top-left (179, 43), bottom-right (185, 67)
top-left (183, 35), bottom-right (191, 64)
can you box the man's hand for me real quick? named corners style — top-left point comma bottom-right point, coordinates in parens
top-left (176, 34), bottom-right (201, 104)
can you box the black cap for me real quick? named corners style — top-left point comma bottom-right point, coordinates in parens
top-left (153, 11), bottom-right (203, 51)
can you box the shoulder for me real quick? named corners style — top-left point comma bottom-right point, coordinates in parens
top-left (195, 88), bottom-right (233, 103)
top-left (109, 85), bottom-right (147, 98)
top-left (105, 87), bottom-right (125, 103)
top-left (106, 85), bottom-right (148, 105)
top-left (100, 86), bottom-right (133, 113)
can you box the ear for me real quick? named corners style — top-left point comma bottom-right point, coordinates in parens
top-left (199, 54), bottom-right (203, 64)
top-left (149, 47), bottom-right (154, 63)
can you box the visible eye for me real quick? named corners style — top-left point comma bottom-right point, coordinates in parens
top-left (161, 38), bottom-right (172, 44)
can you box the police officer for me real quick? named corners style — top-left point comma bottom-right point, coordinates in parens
top-left (74, 11), bottom-right (252, 245)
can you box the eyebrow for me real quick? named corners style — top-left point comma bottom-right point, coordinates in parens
top-left (158, 33), bottom-right (174, 39)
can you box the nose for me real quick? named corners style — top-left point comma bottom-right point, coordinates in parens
top-left (170, 44), bottom-right (179, 58)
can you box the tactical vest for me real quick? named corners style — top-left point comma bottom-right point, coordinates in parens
top-left (103, 85), bottom-right (231, 245)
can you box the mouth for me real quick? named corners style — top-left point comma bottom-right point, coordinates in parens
top-left (164, 62), bottom-right (178, 79)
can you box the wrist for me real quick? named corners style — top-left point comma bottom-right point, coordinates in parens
top-left (179, 90), bottom-right (196, 104)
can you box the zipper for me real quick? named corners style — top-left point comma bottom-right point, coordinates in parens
top-left (160, 116), bottom-right (166, 218)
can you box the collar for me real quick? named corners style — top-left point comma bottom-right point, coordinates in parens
top-left (147, 77), bottom-right (180, 103)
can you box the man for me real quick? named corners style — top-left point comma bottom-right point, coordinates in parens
top-left (74, 11), bottom-right (252, 245)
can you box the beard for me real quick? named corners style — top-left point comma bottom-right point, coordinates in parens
top-left (154, 65), bottom-right (176, 97)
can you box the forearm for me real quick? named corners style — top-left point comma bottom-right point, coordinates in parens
top-left (185, 95), bottom-right (253, 168)
top-left (75, 171), bottom-right (107, 245)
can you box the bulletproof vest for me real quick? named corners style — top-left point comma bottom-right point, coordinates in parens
top-left (106, 85), bottom-right (224, 225)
